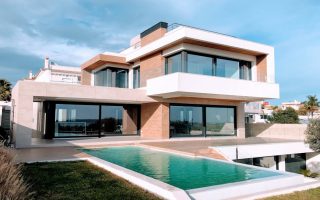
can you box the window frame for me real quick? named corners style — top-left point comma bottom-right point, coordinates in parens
top-left (165, 50), bottom-right (252, 80)
top-left (94, 66), bottom-right (129, 88)
top-left (133, 66), bottom-right (140, 89)
top-left (169, 103), bottom-right (237, 138)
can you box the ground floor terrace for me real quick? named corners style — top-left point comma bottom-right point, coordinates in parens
top-left (15, 136), bottom-right (320, 200)
top-left (17, 136), bottom-right (320, 175)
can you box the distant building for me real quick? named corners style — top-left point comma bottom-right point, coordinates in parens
top-left (281, 100), bottom-right (301, 111)
top-left (245, 101), bottom-right (273, 123)
top-left (28, 57), bottom-right (81, 84)
top-left (0, 101), bottom-right (11, 130)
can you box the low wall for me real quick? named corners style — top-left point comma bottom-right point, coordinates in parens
top-left (246, 123), bottom-right (307, 140)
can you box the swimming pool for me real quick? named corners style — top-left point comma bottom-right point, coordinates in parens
top-left (83, 146), bottom-right (282, 190)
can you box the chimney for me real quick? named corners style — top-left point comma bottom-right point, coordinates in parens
top-left (44, 57), bottom-right (50, 69)
top-left (140, 22), bottom-right (168, 47)
top-left (28, 71), bottom-right (33, 79)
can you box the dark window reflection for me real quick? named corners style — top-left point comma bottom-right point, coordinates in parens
top-left (54, 104), bottom-right (99, 137)
top-left (285, 154), bottom-right (306, 173)
top-left (53, 103), bottom-right (139, 137)
top-left (94, 67), bottom-right (128, 88)
top-left (206, 107), bottom-right (235, 135)
top-left (170, 105), bottom-right (203, 136)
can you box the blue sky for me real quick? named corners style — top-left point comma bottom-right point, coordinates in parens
top-left (0, 0), bottom-right (319, 105)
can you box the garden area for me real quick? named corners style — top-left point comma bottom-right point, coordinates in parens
top-left (0, 143), bottom-right (160, 200)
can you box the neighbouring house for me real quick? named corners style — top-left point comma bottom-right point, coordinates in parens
top-left (281, 100), bottom-right (302, 111)
top-left (245, 101), bottom-right (273, 123)
top-left (0, 101), bottom-right (11, 130)
top-left (28, 57), bottom-right (81, 84)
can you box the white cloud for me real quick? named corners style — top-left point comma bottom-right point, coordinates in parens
top-left (0, 28), bottom-right (102, 66)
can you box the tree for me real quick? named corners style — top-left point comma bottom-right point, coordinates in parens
top-left (268, 107), bottom-right (299, 124)
top-left (305, 119), bottom-right (320, 152)
top-left (297, 105), bottom-right (307, 116)
top-left (304, 95), bottom-right (319, 118)
top-left (0, 79), bottom-right (11, 101)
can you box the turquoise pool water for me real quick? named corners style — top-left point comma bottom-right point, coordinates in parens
top-left (83, 146), bottom-right (282, 190)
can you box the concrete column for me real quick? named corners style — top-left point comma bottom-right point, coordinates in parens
top-left (237, 102), bottom-right (246, 138)
top-left (12, 83), bottom-right (34, 148)
top-left (140, 102), bottom-right (169, 139)
top-left (278, 155), bottom-right (286, 172)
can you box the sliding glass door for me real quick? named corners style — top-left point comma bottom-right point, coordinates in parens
top-left (50, 102), bottom-right (140, 138)
top-left (170, 104), bottom-right (236, 137)
top-left (170, 105), bottom-right (203, 137)
top-left (206, 107), bottom-right (236, 136)
top-left (54, 104), bottom-right (100, 137)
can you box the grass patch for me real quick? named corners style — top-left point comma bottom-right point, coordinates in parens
top-left (261, 187), bottom-right (320, 200)
top-left (22, 161), bottom-right (161, 200)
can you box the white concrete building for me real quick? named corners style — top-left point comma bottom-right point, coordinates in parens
top-left (29, 57), bottom-right (81, 84)
top-left (281, 100), bottom-right (302, 111)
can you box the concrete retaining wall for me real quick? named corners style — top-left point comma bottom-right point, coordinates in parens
top-left (246, 123), bottom-right (307, 140)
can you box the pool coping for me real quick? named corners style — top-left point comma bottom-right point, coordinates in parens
top-left (81, 145), bottom-right (306, 199)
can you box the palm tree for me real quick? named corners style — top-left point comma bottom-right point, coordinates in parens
top-left (304, 95), bottom-right (319, 118)
top-left (0, 79), bottom-right (11, 101)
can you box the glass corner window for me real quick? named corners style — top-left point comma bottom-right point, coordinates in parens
top-left (165, 53), bottom-right (182, 74)
top-left (94, 67), bottom-right (128, 88)
top-left (133, 66), bottom-right (140, 88)
top-left (165, 51), bottom-right (252, 81)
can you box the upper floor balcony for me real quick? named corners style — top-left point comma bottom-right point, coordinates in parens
top-left (146, 72), bottom-right (279, 101)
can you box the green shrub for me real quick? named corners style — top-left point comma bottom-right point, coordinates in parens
top-left (268, 107), bottom-right (299, 124)
top-left (0, 143), bottom-right (32, 199)
top-left (300, 169), bottom-right (319, 178)
top-left (305, 119), bottom-right (320, 152)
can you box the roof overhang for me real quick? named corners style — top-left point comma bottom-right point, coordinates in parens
top-left (126, 26), bottom-right (274, 62)
top-left (81, 54), bottom-right (130, 71)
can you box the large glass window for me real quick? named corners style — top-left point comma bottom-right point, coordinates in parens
top-left (50, 103), bottom-right (139, 138)
top-left (216, 58), bottom-right (240, 79)
top-left (54, 104), bottom-right (99, 137)
top-left (170, 105), bottom-right (203, 136)
top-left (165, 51), bottom-right (251, 80)
top-left (94, 67), bottom-right (128, 88)
top-left (100, 105), bottom-right (139, 136)
top-left (101, 105), bottom-right (123, 135)
top-left (133, 67), bottom-right (140, 88)
top-left (187, 53), bottom-right (213, 76)
top-left (285, 154), bottom-right (306, 174)
top-left (240, 61), bottom-right (252, 80)
top-left (166, 53), bottom-right (182, 74)
top-left (170, 104), bottom-right (236, 137)
top-left (206, 107), bottom-right (235, 136)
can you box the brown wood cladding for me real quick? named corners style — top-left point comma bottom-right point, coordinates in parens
top-left (181, 39), bottom-right (264, 56)
top-left (81, 54), bottom-right (129, 71)
top-left (141, 28), bottom-right (167, 47)
top-left (256, 55), bottom-right (267, 82)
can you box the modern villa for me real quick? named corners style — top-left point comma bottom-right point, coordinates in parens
top-left (12, 22), bottom-right (279, 145)
top-left (10, 22), bottom-right (320, 199)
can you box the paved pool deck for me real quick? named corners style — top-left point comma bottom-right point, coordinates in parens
top-left (15, 136), bottom-right (301, 163)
